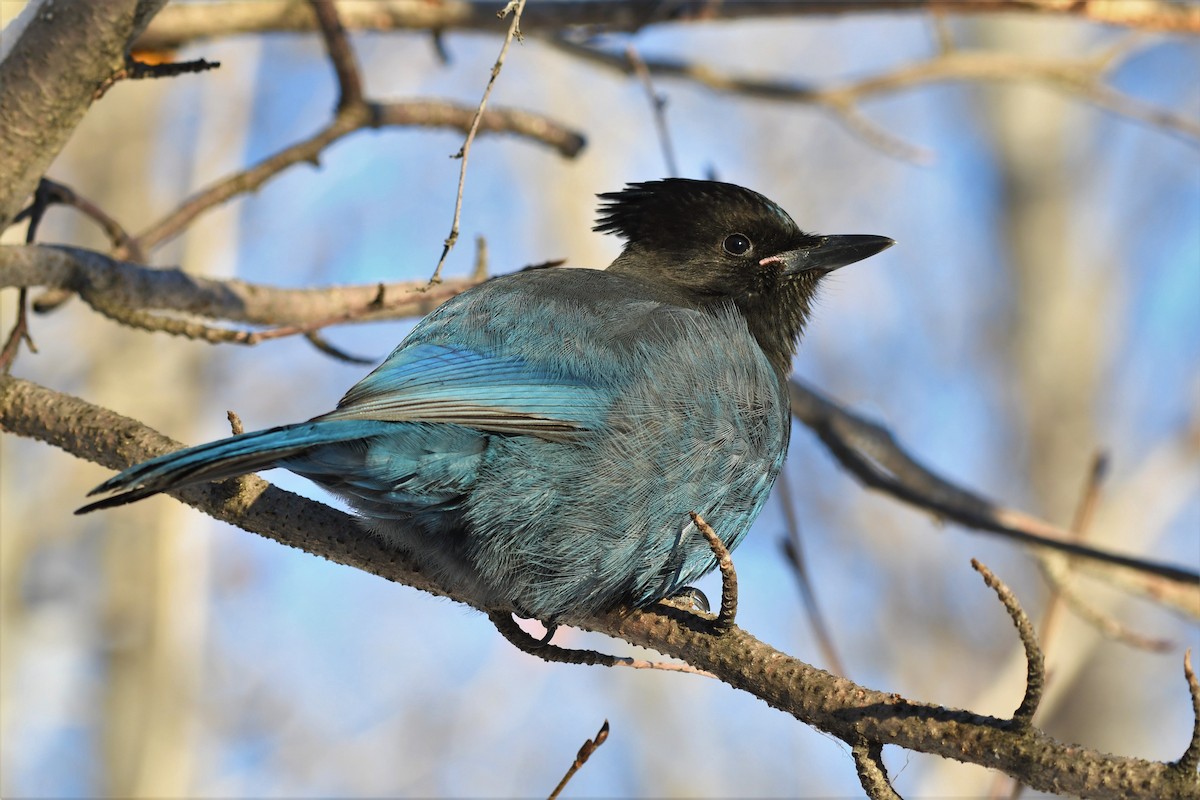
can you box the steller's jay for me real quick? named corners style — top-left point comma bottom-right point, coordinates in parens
top-left (79, 179), bottom-right (892, 623)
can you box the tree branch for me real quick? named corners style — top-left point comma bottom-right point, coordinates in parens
top-left (3, 373), bottom-right (1197, 800)
top-left (129, 99), bottom-right (583, 257)
top-left (971, 560), bottom-right (1046, 726)
top-left (0, 0), bottom-right (171, 229)
top-left (0, 244), bottom-right (484, 335)
top-left (789, 379), bottom-right (1200, 618)
top-left (548, 37), bottom-right (1200, 160)
top-left (134, 0), bottom-right (1200, 51)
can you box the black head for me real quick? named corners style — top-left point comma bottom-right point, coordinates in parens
top-left (596, 179), bottom-right (893, 375)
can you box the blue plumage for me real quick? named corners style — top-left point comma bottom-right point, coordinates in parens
top-left (81, 179), bottom-right (891, 623)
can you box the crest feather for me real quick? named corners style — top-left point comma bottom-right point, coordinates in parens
top-left (594, 179), bottom-right (794, 244)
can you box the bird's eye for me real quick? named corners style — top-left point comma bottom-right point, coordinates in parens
top-left (723, 233), bottom-right (752, 256)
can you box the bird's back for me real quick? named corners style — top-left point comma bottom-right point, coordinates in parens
top-left (289, 268), bottom-right (790, 621)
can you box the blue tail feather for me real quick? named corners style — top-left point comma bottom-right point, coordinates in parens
top-left (77, 420), bottom-right (390, 514)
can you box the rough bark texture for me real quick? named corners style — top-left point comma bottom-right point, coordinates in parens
top-left (0, 0), bottom-right (169, 228)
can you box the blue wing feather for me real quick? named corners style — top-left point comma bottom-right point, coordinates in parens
top-left (322, 343), bottom-right (608, 439)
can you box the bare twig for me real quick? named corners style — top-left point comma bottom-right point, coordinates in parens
top-left (0, 289), bottom-right (34, 374)
top-left (1035, 452), bottom-right (1173, 653)
top-left (690, 512), bottom-right (737, 631)
top-left (0, 0), bottom-right (172, 229)
top-left (851, 738), bottom-right (904, 800)
top-left (302, 330), bottom-right (375, 364)
top-left (1, 179), bottom-right (61, 372)
top-left (548, 37), bottom-right (931, 163)
top-left (1031, 452), bottom-right (1108, 674)
top-left (226, 410), bottom-right (244, 435)
top-left (626, 44), bottom-right (679, 177)
top-left (1051, 581), bottom-right (1173, 652)
top-left (972, 560), bottom-right (1045, 727)
top-left (129, 97), bottom-right (582, 257)
top-left (789, 379), bottom-right (1200, 618)
top-left (778, 466), bottom-right (847, 676)
top-left (548, 720), bottom-right (610, 800)
top-left (95, 55), bottom-right (220, 99)
top-left (549, 38), bottom-right (1200, 160)
top-left (13, 178), bottom-right (145, 261)
top-left (1175, 649), bottom-right (1200, 775)
top-left (308, 0), bottom-right (364, 109)
top-left (429, 0), bottom-right (527, 284)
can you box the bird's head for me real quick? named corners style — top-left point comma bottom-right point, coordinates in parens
top-left (597, 178), bottom-right (892, 375)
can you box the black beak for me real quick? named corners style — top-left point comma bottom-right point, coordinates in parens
top-left (770, 234), bottom-right (894, 275)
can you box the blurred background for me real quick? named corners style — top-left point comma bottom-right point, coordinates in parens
top-left (2, 1), bottom-right (1198, 797)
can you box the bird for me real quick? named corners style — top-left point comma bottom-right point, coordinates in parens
top-left (79, 179), bottom-right (892, 624)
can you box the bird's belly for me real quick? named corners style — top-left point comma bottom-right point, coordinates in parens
top-left (460, 388), bottom-right (787, 621)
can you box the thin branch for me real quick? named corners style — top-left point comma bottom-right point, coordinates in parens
top-left (548, 37), bottom-right (931, 164)
top-left (302, 330), bottom-right (375, 364)
top-left (0, 288), bottom-right (35, 373)
top-left (1051, 580), bottom-right (1174, 652)
top-left (548, 39), bottom-right (1200, 159)
top-left (547, 720), bottom-right (610, 800)
top-left (1035, 452), bottom-right (1173, 653)
top-left (972, 560), bottom-right (1045, 727)
top-left (1176, 649), bottom-right (1200, 774)
top-left (130, 97), bottom-right (582, 257)
top-left (135, 0), bottom-right (1200, 51)
top-left (429, 0), bottom-right (527, 284)
top-left (1032, 452), bottom-right (1108, 672)
top-left (1, 178), bottom-right (60, 372)
top-left (778, 466), bottom-right (847, 676)
top-left (95, 55), bottom-right (220, 99)
top-left (789, 379), bottom-right (1200, 618)
top-left (851, 739), bottom-right (904, 800)
top-left (690, 512), bottom-right (737, 631)
top-left (308, 0), bottom-right (364, 109)
top-left (13, 177), bottom-right (144, 261)
top-left (626, 44), bottom-right (679, 177)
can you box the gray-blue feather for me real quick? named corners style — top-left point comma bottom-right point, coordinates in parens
top-left (81, 179), bottom-right (891, 623)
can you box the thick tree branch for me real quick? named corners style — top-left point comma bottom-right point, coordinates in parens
top-left (0, 244), bottom-right (483, 335)
top-left (134, 0), bottom-right (1200, 51)
top-left (2, 373), bottom-right (1197, 800)
top-left (0, 0), bottom-right (170, 229)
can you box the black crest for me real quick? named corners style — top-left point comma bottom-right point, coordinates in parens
top-left (594, 179), bottom-right (800, 247)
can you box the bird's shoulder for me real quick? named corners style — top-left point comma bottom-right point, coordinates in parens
top-left (324, 268), bottom-right (777, 437)
top-left (412, 267), bottom-right (763, 364)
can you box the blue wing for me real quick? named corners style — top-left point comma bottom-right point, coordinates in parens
top-left (319, 342), bottom-right (610, 440)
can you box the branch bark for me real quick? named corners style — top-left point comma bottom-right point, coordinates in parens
top-left (0, 244), bottom-right (484, 332)
top-left (0, 0), bottom-right (170, 229)
top-left (134, 0), bottom-right (1200, 51)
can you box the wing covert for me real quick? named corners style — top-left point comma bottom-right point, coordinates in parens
top-left (320, 343), bottom-right (608, 439)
